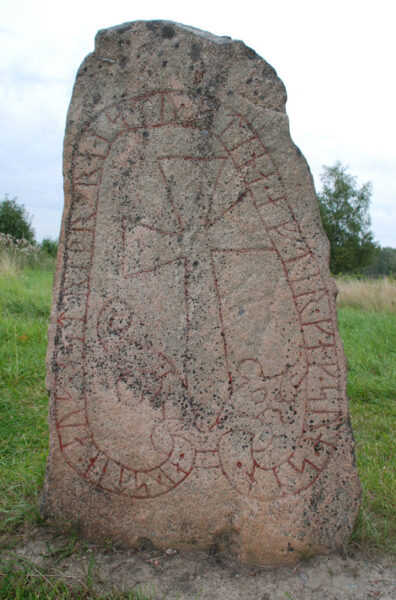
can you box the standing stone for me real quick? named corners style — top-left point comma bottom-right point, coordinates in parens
top-left (41, 21), bottom-right (361, 565)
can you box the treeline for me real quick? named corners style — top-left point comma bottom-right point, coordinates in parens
top-left (362, 247), bottom-right (396, 277)
top-left (317, 162), bottom-right (395, 277)
top-left (1, 162), bottom-right (394, 277)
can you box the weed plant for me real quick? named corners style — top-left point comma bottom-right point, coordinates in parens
top-left (0, 233), bottom-right (55, 273)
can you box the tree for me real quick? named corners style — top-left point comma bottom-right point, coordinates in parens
top-left (0, 194), bottom-right (35, 243)
top-left (317, 162), bottom-right (378, 274)
top-left (41, 237), bottom-right (58, 257)
top-left (364, 246), bottom-right (396, 277)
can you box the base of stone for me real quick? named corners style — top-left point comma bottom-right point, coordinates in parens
top-left (41, 449), bottom-right (360, 566)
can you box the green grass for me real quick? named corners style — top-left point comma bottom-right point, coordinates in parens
top-left (0, 556), bottom-right (153, 599)
top-left (338, 307), bottom-right (396, 554)
top-left (0, 262), bottom-right (395, 581)
top-left (0, 266), bottom-right (53, 539)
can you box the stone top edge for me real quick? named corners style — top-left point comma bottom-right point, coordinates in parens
top-left (77, 19), bottom-right (287, 118)
top-left (96, 20), bottom-right (237, 46)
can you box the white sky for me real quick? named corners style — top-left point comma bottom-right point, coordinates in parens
top-left (0, 0), bottom-right (395, 245)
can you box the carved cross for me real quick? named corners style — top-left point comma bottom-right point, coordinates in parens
top-left (122, 156), bottom-right (273, 429)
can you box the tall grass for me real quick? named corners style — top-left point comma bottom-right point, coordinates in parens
top-left (336, 276), bottom-right (396, 313)
top-left (0, 256), bottom-right (53, 543)
top-left (338, 308), bottom-right (395, 553)
top-left (0, 233), bottom-right (55, 274)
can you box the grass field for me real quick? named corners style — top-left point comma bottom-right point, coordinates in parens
top-left (0, 264), bottom-right (395, 595)
top-left (0, 266), bottom-right (52, 540)
top-left (337, 276), bottom-right (396, 313)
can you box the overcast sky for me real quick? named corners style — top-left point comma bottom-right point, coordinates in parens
top-left (0, 0), bottom-right (395, 246)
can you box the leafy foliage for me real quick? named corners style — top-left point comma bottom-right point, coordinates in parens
top-left (364, 246), bottom-right (396, 277)
top-left (317, 162), bottom-right (378, 274)
top-left (41, 237), bottom-right (58, 257)
top-left (0, 195), bottom-right (35, 243)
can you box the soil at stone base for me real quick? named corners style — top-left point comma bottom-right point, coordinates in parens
top-left (3, 527), bottom-right (395, 600)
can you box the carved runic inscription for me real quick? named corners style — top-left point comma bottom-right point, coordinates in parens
top-left (54, 91), bottom-right (343, 500)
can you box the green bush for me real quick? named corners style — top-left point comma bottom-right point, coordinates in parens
top-left (40, 237), bottom-right (58, 258)
top-left (0, 195), bottom-right (35, 243)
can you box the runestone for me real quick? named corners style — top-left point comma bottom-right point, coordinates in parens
top-left (41, 21), bottom-right (361, 565)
